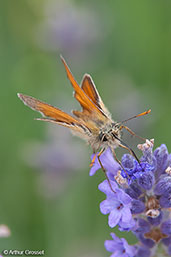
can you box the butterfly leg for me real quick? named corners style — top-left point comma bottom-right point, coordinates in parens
top-left (110, 147), bottom-right (130, 179)
top-left (90, 153), bottom-right (97, 167)
top-left (97, 149), bottom-right (116, 193)
top-left (119, 125), bottom-right (145, 141)
top-left (118, 143), bottom-right (140, 165)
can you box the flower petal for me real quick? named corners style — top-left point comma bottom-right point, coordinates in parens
top-left (89, 153), bottom-right (101, 176)
top-left (89, 148), bottom-right (120, 176)
top-left (108, 209), bottom-right (121, 228)
top-left (104, 239), bottom-right (116, 252)
top-left (120, 207), bottom-right (133, 224)
top-left (100, 200), bottom-right (115, 215)
top-left (116, 189), bottom-right (132, 205)
top-left (110, 232), bottom-right (122, 243)
top-left (111, 251), bottom-right (123, 257)
top-left (122, 238), bottom-right (136, 257)
top-left (98, 180), bottom-right (118, 196)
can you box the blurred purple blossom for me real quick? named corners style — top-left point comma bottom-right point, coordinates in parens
top-left (22, 125), bottom-right (87, 197)
top-left (35, 0), bottom-right (103, 61)
top-left (0, 224), bottom-right (11, 238)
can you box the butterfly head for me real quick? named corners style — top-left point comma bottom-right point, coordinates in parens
top-left (98, 122), bottom-right (122, 147)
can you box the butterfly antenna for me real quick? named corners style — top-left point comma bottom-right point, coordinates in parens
top-left (120, 109), bottom-right (151, 124)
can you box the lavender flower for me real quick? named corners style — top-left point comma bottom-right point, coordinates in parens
top-left (35, 0), bottom-right (102, 62)
top-left (98, 180), bottom-right (135, 229)
top-left (91, 139), bottom-right (171, 257)
top-left (22, 126), bottom-right (87, 197)
top-left (105, 233), bottom-right (136, 257)
top-left (90, 148), bottom-right (120, 177)
top-left (134, 246), bottom-right (151, 257)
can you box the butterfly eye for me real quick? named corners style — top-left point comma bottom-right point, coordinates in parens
top-left (99, 132), bottom-right (108, 142)
top-left (112, 122), bottom-right (120, 129)
top-left (102, 135), bottom-right (108, 142)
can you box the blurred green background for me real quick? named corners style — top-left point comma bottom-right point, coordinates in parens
top-left (0, 0), bottom-right (171, 256)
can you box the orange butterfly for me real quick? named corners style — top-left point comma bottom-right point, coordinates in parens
top-left (18, 56), bottom-right (151, 183)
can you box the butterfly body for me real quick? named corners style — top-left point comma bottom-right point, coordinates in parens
top-left (88, 121), bottom-right (121, 152)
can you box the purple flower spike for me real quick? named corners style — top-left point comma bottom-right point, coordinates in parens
top-left (168, 154), bottom-right (171, 166)
top-left (159, 192), bottom-right (171, 208)
top-left (105, 232), bottom-right (136, 257)
top-left (154, 144), bottom-right (169, 176)
top-left (121, 154), bottom-right (138, 179)
top-left (147, 211), bottom-right (163, 226)
top-left (135, 246), bottom-right (151, 257)
top-left (122, 154), bottom-right (137, 173)
top-left (137, 171), bottom-right (155, 190)
top-left (168, 244), bottom-right (171, 255)
top-left (137, 234), bottom-right (155, 248)
top-left (134, 218), bottom-right (150, 234)
top-left (162, 236), bottom-right (171, 255)
top-left (161, 220), bottom-right (171, 236)
top-left (139, 139), bottom-right (157, 169)
top-left (121, 155), bottom-right (154, 182)
top-left (154, 174), bottom-right (171, 195)
top-left (162, 236), bottom-right (171, 246)
top-left (99, 180), bottom-right (134, 229)
top-left (131, 199), bottom-right (145, 214)
top-left (89, 148), bottom-right (120, 176)
top-left (125, 180), bottom-right (142, 199)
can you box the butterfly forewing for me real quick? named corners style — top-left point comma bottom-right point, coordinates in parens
top-left (18, 93), bottom-right (92, 136)
top-left (18, 94), bottom-right (80, 123)
top-left (81, 74), bottom-right (111, 119)
top-left (60, 56), bottom-right (107, 118)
